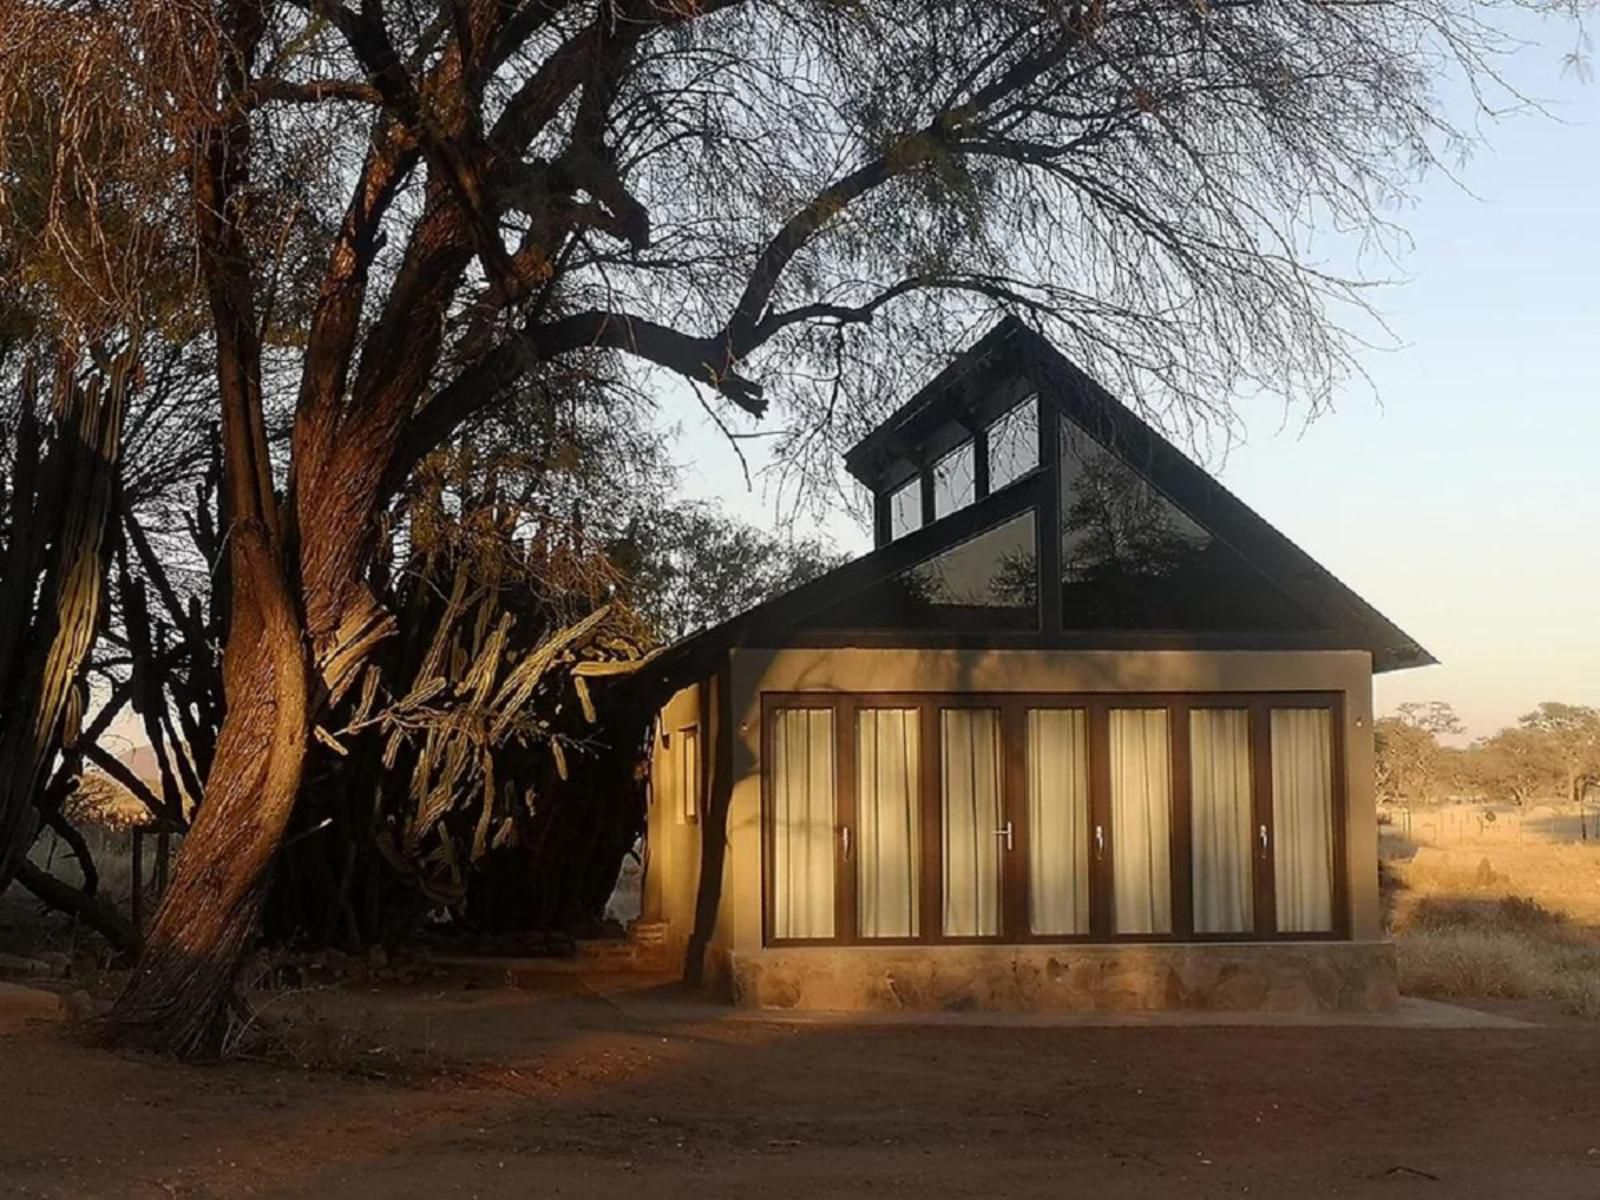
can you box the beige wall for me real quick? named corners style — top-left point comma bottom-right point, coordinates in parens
top-left (648, 647), bottom-right (1382, 972)
top-left (642, 682), bottom-right (703, 949)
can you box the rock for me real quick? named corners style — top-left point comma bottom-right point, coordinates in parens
top-left (366, 945), bottom-right (390, 971)
top-left (62, 989), bottom-right (99, 1021)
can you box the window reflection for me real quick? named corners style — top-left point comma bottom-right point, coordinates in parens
top-left (933, 441), bottom-right (975, 519)
top-left (987, 396), bottom-right (1039, 491)
top-left (808, 510), bottom-right (1038, 631)
top-left (889, 477), bottom-right (921, 540)
top-left (1058, 420), bottom-right (1317, 630)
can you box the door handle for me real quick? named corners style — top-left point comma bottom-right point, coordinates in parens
top-left (841, 826), bottom-right (851, 861)
top-left (993, 820), bottom-right (1014, 852)
top-left (1094, 824), bottom-right (1105, 862)
top-left (1258, 824), bottom-right (1269, 855)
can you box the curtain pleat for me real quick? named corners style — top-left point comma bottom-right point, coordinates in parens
top-left (941, 709), bottom-right (1001, 936)
top-left (1028, 709), bottom-right (1089, 935)
top-left (1189, 709), bottom-right (1253, 933)
top-left (1110, 709), bottom-right (1172, 934)
top-left (771, 709), bottom-right (835, 939)
top-left (858, 708), bottom-right (921, 937)
top-left (1271, 708), bottom-right (1335, 932)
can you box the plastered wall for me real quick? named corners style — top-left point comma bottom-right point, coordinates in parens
top-left (648, 647), bottom-right (1381, 968)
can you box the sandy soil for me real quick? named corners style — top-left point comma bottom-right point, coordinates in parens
top-left (3, 974), bottom-right (1600, 1200)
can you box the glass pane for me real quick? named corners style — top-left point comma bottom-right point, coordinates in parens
top-left (890, 477), bottom-right (921, 540)
top-left (1109, 708), bottom-right (1172, 934)
top-left (771, 709), bottom-right (835, 939)
top-left (1028, 708), bottom-right (1090, 936)
top-left (858, 708), bottom-right (921, 938)
top-left (1271, 708), bottom-right (1335, 933)
top-left (680, 727), bottom-right (700, 823)
top-left (987, 396), bottom-right (1039, 491)
top-left (941, 709), bottom-right (1002, 937)
top-left (1058, 420), bottom-right (1318, 630)
top-left (1190, 709), bottom-right (1254, 934)
top-left (804, 511), bottom-right (1038, 632)
top-left (933, 441), bottom-right (975, 519)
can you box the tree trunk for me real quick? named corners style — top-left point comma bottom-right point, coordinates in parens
top-left (103, 525), bottom-right (310, 1057)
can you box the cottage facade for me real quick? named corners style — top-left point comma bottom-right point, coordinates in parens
top-left (638, 319), bottom-right (1431, 1013)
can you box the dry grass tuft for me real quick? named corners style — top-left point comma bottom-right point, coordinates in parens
top-left (1394, 895), bottom-right (1600, 1017)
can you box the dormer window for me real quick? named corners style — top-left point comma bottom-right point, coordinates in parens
top-left (889, 477), bottom-right (921, 540)
top-left (932, 441), bottom-right (975, 519)
top-left (987, 395), bottom-right (1039, 490)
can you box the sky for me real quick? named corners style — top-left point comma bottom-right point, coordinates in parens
top-left (654, 14), bottom-right (1600, 742)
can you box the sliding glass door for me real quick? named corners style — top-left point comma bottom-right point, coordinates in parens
top-left (1108, 708), bottom-right (1172, 935)
top-left (857, 707), bottom-right (921, 938)
top-left (1271, 708), bottom-right (1336, 933)
top-left (941, 709), bottom-right (1004, 937)
top-left (1189, 708), bottom-right (1254, 935)
top-left (764, 692), bottom-right (1344, 947)
top-left (770, 708), bottom-right (836, 940)
top-left (1026, 708), bottom-right (1090, 936)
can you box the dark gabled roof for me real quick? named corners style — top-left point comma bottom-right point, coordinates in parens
top-left (645, 318), bottom-right (1434, 688)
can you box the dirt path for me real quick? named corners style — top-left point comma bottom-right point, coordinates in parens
top-left (2, 978), bottom-right (1599, 1199)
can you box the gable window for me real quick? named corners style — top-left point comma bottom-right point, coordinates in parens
top-left (987, 396), bottom-right (1039, 491)
top-left (804, 510), bottom-right (1038, 632)
top-left (889, 477), bottom-right (921, 540)
top-left (932, 441), bottom-right (975, 519)
top-left (763, 692), bottom-right (1345, 947)
top-left (1057, 419), bottom-right (1319, 631)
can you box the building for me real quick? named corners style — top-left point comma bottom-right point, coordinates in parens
top-left (638, 318), bottom-right (1432, 1013)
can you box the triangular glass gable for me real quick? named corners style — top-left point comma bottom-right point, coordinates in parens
top-left (805, 509), bottom-right (1038, 632)
top-left (1057, 418), bottom-right (1321, 631)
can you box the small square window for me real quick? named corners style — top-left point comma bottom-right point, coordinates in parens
top-left (933, 441), bottom-right (975, 519)
top-left (889, 478), bottom-right (921, 540)
top-left (987, 396), bottom-right (1039, 490)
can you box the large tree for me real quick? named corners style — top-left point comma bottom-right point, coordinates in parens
top-left (0, 0), bottom-right (1554, 1055)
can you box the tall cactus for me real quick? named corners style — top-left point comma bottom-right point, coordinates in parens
top-left (0, 347), bottom-right (133, 891)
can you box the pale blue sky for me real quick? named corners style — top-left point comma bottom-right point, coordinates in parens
top-left (657, 16), bottom-right (1598, 740)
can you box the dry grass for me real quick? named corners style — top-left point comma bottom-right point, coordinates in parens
top-left (1387, 815), bottom-right (1600, 1018)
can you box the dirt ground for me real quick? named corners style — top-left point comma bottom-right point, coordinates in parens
top-left (3, 971), bottom-right (1600, 1200)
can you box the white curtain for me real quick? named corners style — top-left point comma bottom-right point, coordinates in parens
top-left (941, 709), bottom-right (1002, 937)
top-left (858, 708), bottom-right (921, 937)
top-left (1110, 709), bottom-right (1171, 934)
top-left (771, 709), bottom-right (835, 939)
top-left (1028, 708), bottom-right (1089, 935)
top-left (1271, 708), bottom-right (1335, 932)
top-left (1190, 709), bottom-right (1254, 934)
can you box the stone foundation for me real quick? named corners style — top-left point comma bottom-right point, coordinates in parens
top-left (729, 941), bottom-right (1399, 1014)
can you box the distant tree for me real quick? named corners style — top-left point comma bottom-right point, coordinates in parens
top-left (1395, 701), bottom-right (1466, 740)
top-left (1516, 702), bottom-right (1600, 807)
top-left (1374, 701), bottom-right (1465, 805)
top-left (613, 504), bottom-right (844, 643)
top-left (1462, 726), bottom-right (1565, 807)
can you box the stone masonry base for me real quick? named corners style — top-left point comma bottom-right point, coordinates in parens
top-left (728, 941), bottom-right (1399, 1014)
